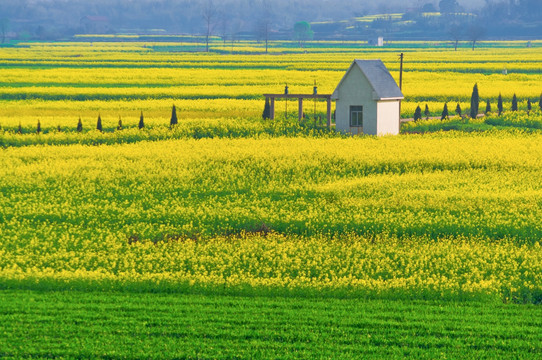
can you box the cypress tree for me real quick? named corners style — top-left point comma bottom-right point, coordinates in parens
top-left (117, 116), bottom-right (123, 131)
top-left (455, 103), bottom-right (462, 117)
top-left (485, 100), bottom-right (491, 114)
top-left (139, 111), bottom-right (144, 129)
top-left (497, 93), bottom-right (503, 115)
top-left (527, 98), bottom-right (532, 113)
top-left (511, 94), bottom-right (518, 111)
top-left (77, 117), bottom-right (83, 132)
top-left (170, 105), bottom-right (178, 127)
top-left (470, 83), bottom-right (479, 119)
top-left (57, 125), bottom-right (61, 132)
top-left (263, 97), bottom-right (271, 120)
top-left (424, 104), bottom-right (430, 119)
top-left (414, 105), bottom-right (422, 121)
top-left (97, 114), bottom-right (103, 132)
top-left (441, 103), bottom-right (449, 120)
top-left (36, 119), bottom-right (41, 134)
top-left (17, 122), bottom-right (22, 134)
top-left (539, 93), bottom-right (542, 111)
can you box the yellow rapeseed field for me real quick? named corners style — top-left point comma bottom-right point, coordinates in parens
top-left (1, 133), bottom-right (542, 301)
top-left (1, 41), bottom-right (541, 302)
top-left (0, 41), bottom-right (540, 131)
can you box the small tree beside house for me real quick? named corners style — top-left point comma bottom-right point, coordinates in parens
top-left (97, 114), bottom-right (103, 132)
top-left (511, 94), bottom-right (518, 111)
top-left (470, 83), bottom-right (479, 119)
top-left (139, 111), bottom-right (145, 129)
top-left (455, 103), bottom-right (462, 117)
top-left (170, 105), bottom-right (178, 127)
top-left (441, 103), bottom-right (449, 120)
top-left (414, 105), bottom-right (422, 121)
top-left (263, 97), bottom-right (271, 120)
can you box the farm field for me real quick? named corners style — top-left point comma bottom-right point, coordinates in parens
top-left (2, 133), bottom-right (542, 300)
top-left (1, 40), bottom-right (542, 358)
top-left (0, 40), bottom-right (541, 135)
top-left (1, 290), bottom-right (542, 359)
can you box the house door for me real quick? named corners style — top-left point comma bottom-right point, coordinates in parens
top-left (349, 105), bottom-right (363, 135)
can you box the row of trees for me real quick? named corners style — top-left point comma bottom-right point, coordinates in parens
top-left (9, 96), bottom-right (542, 134)
top-left (14, 105), bottom-right (180, 134)
top-left (414, 87), bottom-right (542, 121)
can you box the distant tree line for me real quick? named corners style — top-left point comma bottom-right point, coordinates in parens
top-left (0, 0), bottom-right (539, 42)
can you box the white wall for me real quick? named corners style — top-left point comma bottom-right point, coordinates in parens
top-left (335, 65), bottom-right (378, 135)
top-left (376, 100), bottom-right (401, 135)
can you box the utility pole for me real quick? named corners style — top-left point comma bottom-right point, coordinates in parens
top-left (399, 52), bottom-right (403, 91)
top-left (399, 52), bottom-right (404, 123)
top-left (313, 80), bottom-right (317, 121)
top-left (285, 84), bottom-right (289, 119)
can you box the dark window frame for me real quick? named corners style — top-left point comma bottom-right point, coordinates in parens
top-left (350, 105), bottom-right (363, 127)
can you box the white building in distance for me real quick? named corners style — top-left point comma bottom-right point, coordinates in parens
top-left (332, 60), bottom-right (404, 136)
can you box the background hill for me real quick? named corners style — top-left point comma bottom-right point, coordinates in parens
top-left (0, 0), bottom-right (540, 42)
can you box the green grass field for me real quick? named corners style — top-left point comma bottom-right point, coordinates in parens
top-left (1, 290), bottom-right (542, 359)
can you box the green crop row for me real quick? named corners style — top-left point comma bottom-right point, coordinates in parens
top-left (0, 290), bottom-right (541, 359)
top-left (0, 118), bottom-right (335, 147)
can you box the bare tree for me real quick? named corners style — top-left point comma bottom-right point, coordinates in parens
top-left (293, 21), bottom-right (313, 48)
top-left (229, 19), bottom-right (243, 53)
top-left (262, 20), bottom-right (270, 53)
top-left (259, 0), bottom-right (272, 53)
top-left (203, 0), bottom-right (217, 52)
top-left (467, 24), bottom-right (486, 51)
top-left (0, 18), bottom-right (8, 44)
top-left (447, 23), bottom-right (462, 51)
top-left (219, 12), bottom-right (229, 45)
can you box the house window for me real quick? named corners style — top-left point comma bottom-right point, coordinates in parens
top-left (350, 106), bottom-right (363, 127)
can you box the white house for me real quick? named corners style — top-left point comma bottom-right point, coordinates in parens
top-left (331, 59), bottom-right (404, 136)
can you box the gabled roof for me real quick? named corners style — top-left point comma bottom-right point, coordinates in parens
top-left (331, 59), bottom-right (404, 101)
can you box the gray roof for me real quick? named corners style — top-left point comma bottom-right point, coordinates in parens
top-left (332, 59), bottom-right (404, 100)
